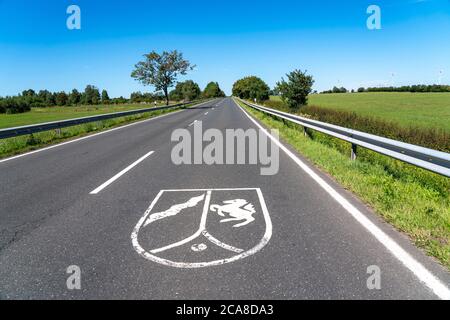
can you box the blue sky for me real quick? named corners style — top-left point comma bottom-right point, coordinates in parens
top-left (0, 0), bottom-right (449, 97)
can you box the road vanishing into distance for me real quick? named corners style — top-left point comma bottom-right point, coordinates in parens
top-left (0, 98), bottom-right (449, 299)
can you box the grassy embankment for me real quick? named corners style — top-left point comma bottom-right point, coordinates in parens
top-left (271, 92), bottom-right (450, 131)
top-left (236, 96), bottom-right (450, 270)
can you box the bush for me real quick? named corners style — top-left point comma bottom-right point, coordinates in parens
top-left (203, 82), bottom-right (225, 98)
top-left (275, 69), bottom-right (314, 109)
top-left (26, 134), bottom-right (41, 146)
top-left (0, 96), bottom-right (31, 114)
top-left (232, 76), bottom-right (270, 102)
top-left (111, 96), bottom-right (128, 104)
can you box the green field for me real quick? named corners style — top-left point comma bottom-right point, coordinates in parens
top-left (272, 92), bottom-right (450, 131)
top-left (0, 103), bottom-right (168, 129)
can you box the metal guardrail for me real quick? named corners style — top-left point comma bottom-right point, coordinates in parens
top-left (0, 100), bottom-right (204, 140)
top-left (237, 98), bottom-right (450, 177)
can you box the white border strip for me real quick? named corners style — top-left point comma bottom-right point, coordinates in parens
top-left (89, 150), bottom-right (154, 195)
top-left (0, 100), bottom-right (214, 164)
top-left (162, 188), bottom-right (259, 192)
top-left (234, 99), bottom-right (450, 300)
top-left (202, 231), bottom-right (244, 253)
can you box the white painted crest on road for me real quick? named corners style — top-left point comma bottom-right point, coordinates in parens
top-left (131, 188), bottom-right (272, 268)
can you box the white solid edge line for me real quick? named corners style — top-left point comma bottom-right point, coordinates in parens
top-left (0, 100), bottom-right (213, 164)
top-left (233, 99), bottom-right (450, 300)
top-left (90, 150), bottom-right (154, 195)
top-left (161, 187), bottom-right (258, 192)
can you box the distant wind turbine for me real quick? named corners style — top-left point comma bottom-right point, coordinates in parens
top-left (438, 70), bottom-right (444, 85)
top-left (390, 72), bottom-right (396, 87)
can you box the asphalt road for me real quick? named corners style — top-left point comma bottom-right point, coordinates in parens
top-left (0, 97), bottom-right (449, 299)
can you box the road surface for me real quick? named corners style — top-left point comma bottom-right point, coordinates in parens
top-left (0, 97), bottom-right (449, 299)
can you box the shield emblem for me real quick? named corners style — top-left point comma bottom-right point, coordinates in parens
top-left (131, 188), bottom-right (272, 268)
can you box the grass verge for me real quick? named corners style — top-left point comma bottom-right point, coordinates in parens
top-left (0, 102), bottom-right (178, 129)
top-left (0, 104), bottom-right (192, 159)
top-left (237, 100), bottom-right (450, 270)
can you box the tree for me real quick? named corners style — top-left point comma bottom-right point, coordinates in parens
top-left (131, 50), bottom-right (195, 105)
top-left (331, 86), bottom-right (347, 93)
top-left (111, 96), bottom-right (128, 104)
top-left (68, 89), bottom-right (82, 105)
top-left (55, 91), bottom-right (68, 106)
top-left (130, 91), bottom-right (143, 103)
top-left (82, 85), bottom-right (101, 105)
top-left (0, 96), bottom-right (31, 114)
top-left (169, 84), bottom-right (183, 101)
top-left (232, 76), bottom-right (270, 102)
top-left (169, 87), bottom-right (183, 101)
top-left (275, 69), bottom-right (314, 109)
top-left (101, 89), bottom-right (110, 104)
top-left (38, 90), bottom-right (50, 103)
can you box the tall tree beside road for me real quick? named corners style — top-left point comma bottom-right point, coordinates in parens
top-left (276, 69), bottom-right (314, 109)
top-left (202, 82), bottom-right (225, 98)
top-left (131, 50), bottom-right (195, 105)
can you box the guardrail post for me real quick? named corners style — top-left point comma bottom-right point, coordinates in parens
top-left (351, 143), bottom-right (357, 161)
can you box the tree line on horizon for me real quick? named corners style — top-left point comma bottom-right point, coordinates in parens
top-left (321, 84), bottom-right (450, 94)
top-left (0, 79), bottom-right (226, 115)
top-left (0, 85), bottom-right (146, 114)
top-left (7, 48), bottom-right (447, 115)
top-left (0, 86), bottom-right (115, 114)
